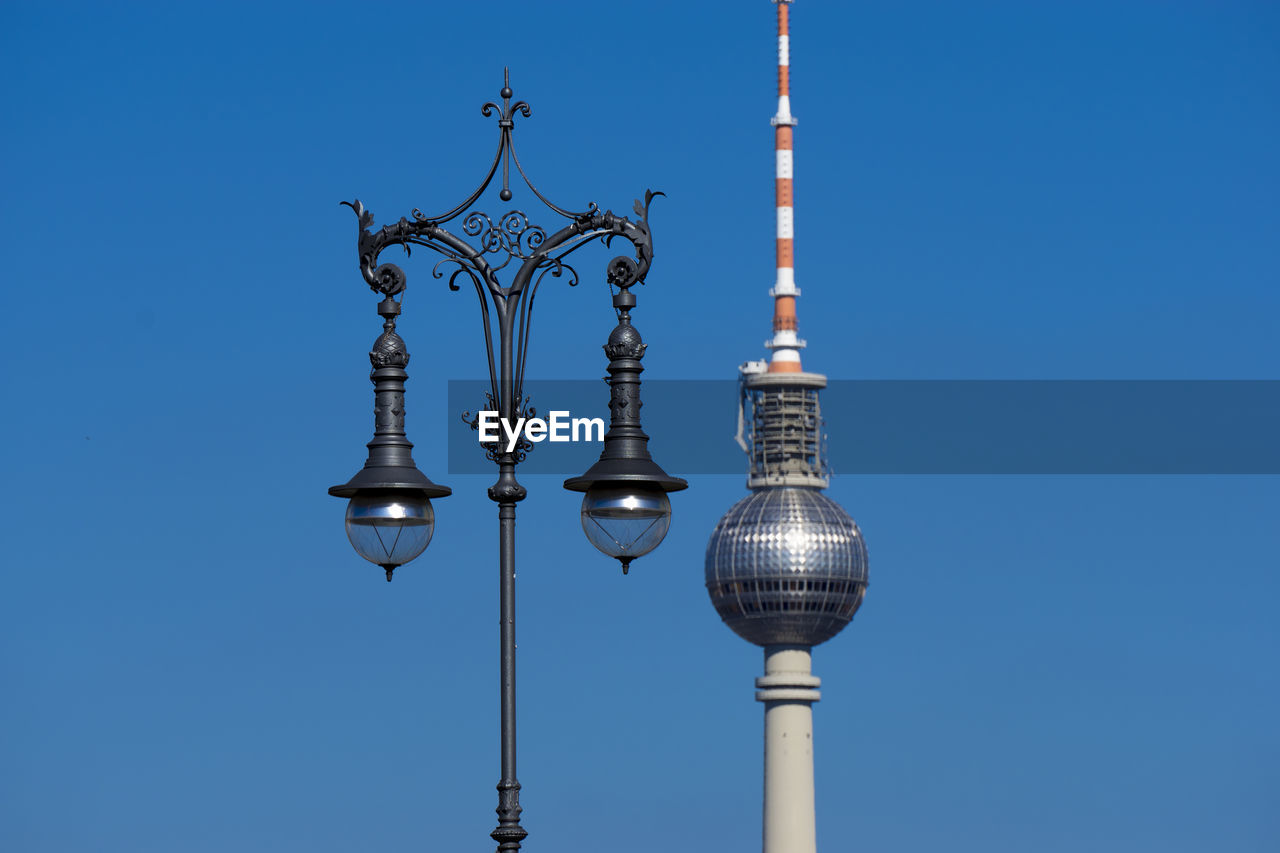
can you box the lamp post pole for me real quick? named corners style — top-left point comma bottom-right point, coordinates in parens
top-left (329, 71), bottom-right (686, 852)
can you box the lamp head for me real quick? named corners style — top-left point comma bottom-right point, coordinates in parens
top-left (564, 459), bottom-right (686, 572)
top-left (577, 483), bottom-right (672, 573)
top-left (342, 490), bottom-right (437, 581)
top-left (330, 468), bottom-right (450, 580)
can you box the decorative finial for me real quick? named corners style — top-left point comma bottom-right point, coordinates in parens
top-left (496, 67), bottom-right (519, 201)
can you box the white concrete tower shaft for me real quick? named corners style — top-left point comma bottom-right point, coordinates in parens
top-left (767, 0), bottom-right (805, 373)
top-left (756, 644), bottom-right (821, 853)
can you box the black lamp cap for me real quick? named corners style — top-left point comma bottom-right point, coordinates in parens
top-left (329, 463), bottom-right (452, 499)
top-left (563, 456), bottom-right (687, 493)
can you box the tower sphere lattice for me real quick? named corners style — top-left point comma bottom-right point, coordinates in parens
top-left (705, 487), bottom-right (868, 647)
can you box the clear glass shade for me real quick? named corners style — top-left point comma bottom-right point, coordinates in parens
top-left (345, 493), bottom-right (435, 569)
top-left (580, 484), bottom-right (671, 564)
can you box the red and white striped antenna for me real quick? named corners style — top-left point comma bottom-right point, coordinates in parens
top-left (766, 0), bottom-right (804, 373)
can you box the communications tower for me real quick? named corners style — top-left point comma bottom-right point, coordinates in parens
top-left (705, 4), bottom-right (869, 852)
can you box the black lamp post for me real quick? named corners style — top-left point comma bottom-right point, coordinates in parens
top-left (328, 71), bottom-right (686, 852)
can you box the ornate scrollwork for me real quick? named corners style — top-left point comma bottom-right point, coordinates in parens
top-left (407, 68), bottom-right (593, 223)
top-left (342, 200), bottom-right (409, 297)
top-left (347, 74), bottom-right (664, 473)
top-left (461, 394), bottom-right (497, 428)
top-left (532, 255), bottom-right (578, 290)
top-left (461, 210), bottom-right (548, 271)
top-left (481, 90), bottom-right (531, 126)
top-left (432, 255), bottom-right (485, 293)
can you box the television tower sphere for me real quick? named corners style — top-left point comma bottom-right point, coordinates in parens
top-left (706, 487), bottom-right (868, 647)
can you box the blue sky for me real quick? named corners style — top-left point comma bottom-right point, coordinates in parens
top-left (2, 1), bottom-right (1277, 851)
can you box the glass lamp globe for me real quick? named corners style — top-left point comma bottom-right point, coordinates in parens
top-left (345, 492), bottom-right (435, 580)
top-left (580, 484), bottom-right (671, 572)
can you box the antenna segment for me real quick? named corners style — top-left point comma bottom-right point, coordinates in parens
top-left (767, 0), bottom-right (804, 373)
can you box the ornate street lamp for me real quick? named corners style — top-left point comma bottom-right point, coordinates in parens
top-left (563, 273), bottom-right (687, 572)
top-left (328, 71), bottom-right (686, 852)
top-left (327, 293), bottom-right (451, 580)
